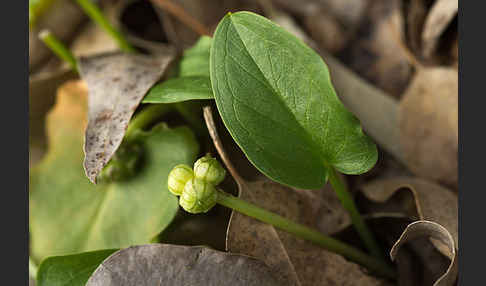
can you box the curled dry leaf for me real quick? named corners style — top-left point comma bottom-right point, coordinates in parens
top-left (390, 221), bottom-right (458, 286)
top-left (360, 177), bottom-right (458, 257)
top-left (86, 244), bottom-right (282, 286)
top-left (398, 67), bottom-right (458, 187)
top-left (79, 51), bottom-right (175, 183)
top-left (203, 107), bottom-right (388, 286)
top-left (422, 0), bottom-right (458, 59)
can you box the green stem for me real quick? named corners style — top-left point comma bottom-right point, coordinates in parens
top-left (328, 168), bottom-right (383, 260)
top-left (29, 257), bottom-right (38, 280)
top-left (39, 30), bottom-right (78, 72)
top-left (216, 190), bottom-right (396, 279)
top-left (124, 104), bottom-right (173, 142)
top-left (75, 0), bottom-right (136, 53)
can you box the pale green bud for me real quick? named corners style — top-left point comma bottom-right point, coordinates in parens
top-left (179, 178), bottom-right (218, 214)
top-left (193, 155), bottom-right (226, 185)
top-left (167, 164), bottom-right (194, 196)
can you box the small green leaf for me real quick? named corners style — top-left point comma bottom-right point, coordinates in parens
top-left (178, 35), bottom-right (212, 77)
top-left (210, 12), bottom-right (377, 189)
top-left (37, 249), bottom-right (118, 286)
top-left (143, 76), bottom-right (213, 104)
top-left (30, 84), bottom-right (199, 261)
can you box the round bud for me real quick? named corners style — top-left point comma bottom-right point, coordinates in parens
top-left (179, 178), bottom-right (218, 214)
top-left (167, 164), bottom-right (194, 196)
top-left (193, 155), bottom-right (226, 185)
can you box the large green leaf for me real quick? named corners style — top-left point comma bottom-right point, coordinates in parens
top-left (36, 249), bottom-right (118, 286)
top-left (142, 76), bottom-right (212, 103)
top-left (210, 12), bottom-right (377, 189)
top-left (30, 82), bottom-right (199, 261)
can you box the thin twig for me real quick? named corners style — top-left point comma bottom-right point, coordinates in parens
top-left (151, 0), bottom-right (211, 36)
top-left (203, 106), bottom-right (246, 189)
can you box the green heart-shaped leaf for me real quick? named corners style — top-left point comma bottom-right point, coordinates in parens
top-left (30, 82), bottom-right (199, 261)
top-left (37, 249), bottom-right (118, 286)
top-left (210, 12), bottom-right (377, 189)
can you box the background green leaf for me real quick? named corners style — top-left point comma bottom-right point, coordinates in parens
top-left (37, 249), bottom-right (118, 286)
top-left (210, 12), bottom-right (377, 189)
top-left (30, 82), bottom-right (199, 261)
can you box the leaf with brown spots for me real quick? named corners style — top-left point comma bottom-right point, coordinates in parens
top-left (86, 244), bottom-right (283, 286)
top-left (390, 221), bottom-right (457, 286)
top-left (398, 67), bottom-right (458, 188)
top-left (203, 106), bottom-right (388, 286)
top-left (79, 51), bottom-right (175, 183)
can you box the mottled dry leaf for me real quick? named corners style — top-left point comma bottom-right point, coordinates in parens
top-left (86, 244), bottom-right (282, 286)
top-left (203, 107), bottom-right (386, 286)
top-left (360, 177), bottom-right (458, 257)
top-left (398, 67), bottom-right (458, 187)
top-left (79, 51), bottom-right (175, 183)
top-left (422, 0), bottom-right (458, 59)
top-left (390, 221), bottom-right (457, 286)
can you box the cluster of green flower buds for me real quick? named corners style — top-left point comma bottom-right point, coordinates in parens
top-left (167, 155), bottom-right (226, 214)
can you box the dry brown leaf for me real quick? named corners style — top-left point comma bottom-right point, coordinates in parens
top-left (151, 0), bottom-right (261, 49)
top-left (360, 177), bottom-right (458, 257)
top-left (398, 67), bottom-right (458, 187)
top-left (422, 0), bottom-right (458, 59)
top-left (390, 221), bottom-right (458, 286)
top-left (79, 51), bottom-right (175, 183)
top-left (346, 0), bottom-right (412, 98)
top-left (29, 68), bottom-right (78, 166)
top-left (203, 107), bottom-right (387, 286)
top-left (86, 244), bottom-right (283, 286)
top-left (404, 0), bottom-right (429, 55)
top-left (70, 23), bottom-right (119, 57)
